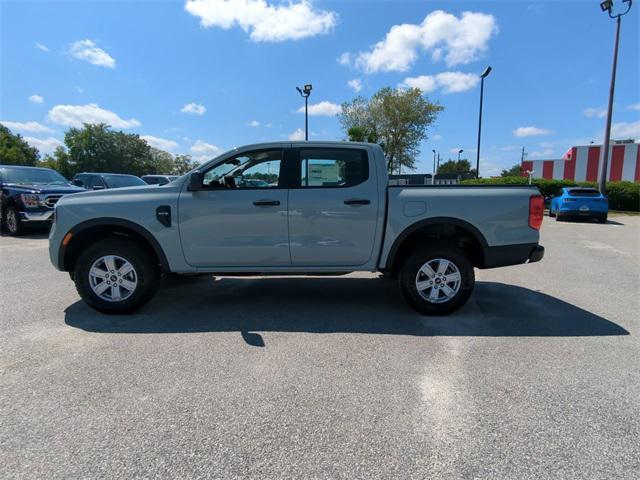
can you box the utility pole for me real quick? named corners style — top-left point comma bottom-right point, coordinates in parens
top-left (296, 84), bottom-right (313, 141)
top-left (475, 66), bottom-right (492, 178)
top-left (598, 0), bottom-right (633, 194)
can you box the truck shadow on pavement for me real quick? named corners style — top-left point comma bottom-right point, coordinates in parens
top-left (65, 277), bottom-right (629, 343)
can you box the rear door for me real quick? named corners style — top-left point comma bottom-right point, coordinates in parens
top-left (287, 146), bottom-right (379, 266)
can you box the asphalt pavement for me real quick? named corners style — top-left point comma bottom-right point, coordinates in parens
top-left (1, 215), bottom-right (639, 479)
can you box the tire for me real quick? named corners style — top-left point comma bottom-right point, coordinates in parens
top-left (3, 206), bottom-right (23, 236)
top-left (555, 213), bottom-right (563, 222)
top-left (549, 205), bottom-right (556, 218)
top-left (73, 237), bottom-right (160, 314)
top-left (398, 243), bottom-right (475, 316)
top-left (598, 214), bottom-right (608, 224)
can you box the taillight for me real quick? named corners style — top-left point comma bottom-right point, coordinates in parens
top-left (529, 195), bottom-right (544, 230)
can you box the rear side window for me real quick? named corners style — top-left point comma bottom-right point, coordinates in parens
top-left (299, 148), bottom-right (368, 188)
top-left (568, 189), bottom-right (599, 197)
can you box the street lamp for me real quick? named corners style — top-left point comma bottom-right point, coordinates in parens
top-left (296, 84), bottom-right (313, 141)
top-left (458, 149), bottom-right (464, 161)
top-left (598, 0), bottom-right (633, 194)
top-left (432, 149), bottom-right (437, 176)
top-left (475, 66), bottom-right (492, 178)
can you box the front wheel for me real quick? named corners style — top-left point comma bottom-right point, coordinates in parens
top-left (4, 206), bottom-right (23, 235)
top-left (398, 244), bottom-right (475, 316)
top-left (73, 237), bottom-right (160, 314)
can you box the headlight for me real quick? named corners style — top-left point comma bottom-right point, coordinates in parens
top-left (20, 193), bottom-right (44, 208)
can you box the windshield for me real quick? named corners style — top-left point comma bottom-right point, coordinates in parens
top-left (0, 167), bottom-right (70, 186)
top-left (103, 175), bottom-right (146, 188)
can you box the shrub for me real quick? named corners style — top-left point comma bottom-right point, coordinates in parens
top-left (460, 177), bottom-right (640, 212)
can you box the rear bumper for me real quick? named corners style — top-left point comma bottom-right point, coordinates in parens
top-left (557, 210), bottom-right (607, 219)
top-left (481, 243), bottom-right (544, 269)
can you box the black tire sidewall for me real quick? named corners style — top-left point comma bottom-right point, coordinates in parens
top-left (5, 206), bottom-right (22, 235)
top-left (399, 244), bottom-right (475, 316)
top-left (74, 238), bottom-right (159, 314)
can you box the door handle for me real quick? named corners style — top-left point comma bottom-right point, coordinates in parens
top-left (253, 200), bottom-right (280, 206)
top-left (344, 199), bottom-right (370, 205)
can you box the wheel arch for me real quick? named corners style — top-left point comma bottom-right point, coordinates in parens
top-left (383, 217), bottom-right (488, 272)
top-left (60, 218), bottom-right (170, 273)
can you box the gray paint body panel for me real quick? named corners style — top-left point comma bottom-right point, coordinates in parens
top-left (49, 141), bottom-right (540, 274)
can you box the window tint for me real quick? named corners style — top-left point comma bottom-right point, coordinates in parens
top-left (87, 176), bottom-right (104, 189)
top-left (203, 149), bottom-right (282, 189)
top-left (103, 175), bottom-right (146, 188)
top-left (299, 149), bottom-right (368, 188)
top-left (568, 189), bottom-right (599, 197)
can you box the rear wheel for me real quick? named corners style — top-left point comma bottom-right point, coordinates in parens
top-left (597, 214), bottom-right (608, 224)
top-left (398, 244), bottom-right (475, 316)
top-left (73, 237), bottom-right (160, 314)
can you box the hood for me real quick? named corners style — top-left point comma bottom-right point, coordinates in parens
top-left (3, 183), bottom-right (86, 195)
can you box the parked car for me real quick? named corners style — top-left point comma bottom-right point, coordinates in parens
top-left (0, 165), bottom-right (85, 235)
top-left (72, 173), bottom-right (146, 190)
top-left (549, 187), bottom-right (608, 223)
top-left (142, 175), bottom-right (179, 186)
top-left (49, 141), bottom-right (544, 315)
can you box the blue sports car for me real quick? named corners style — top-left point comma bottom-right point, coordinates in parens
top-left (549, 187), bottom-right (608, 223)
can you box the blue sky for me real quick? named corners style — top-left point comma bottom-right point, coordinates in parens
top-left (1, 0), bottom-right (638, 176)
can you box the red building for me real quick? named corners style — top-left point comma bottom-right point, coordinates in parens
top-left (521, 142), bottom-right (640, 182)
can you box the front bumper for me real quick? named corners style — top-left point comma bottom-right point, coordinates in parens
top-left (18, 210), bottom-right (54, 222)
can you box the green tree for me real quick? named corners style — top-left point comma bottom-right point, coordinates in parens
top-left (0, 124), bottom-right (39, 165)
top-left (149, 147), bottom-right (176, 174)
top-left (500, 163), bottom-right (523, 177)
top-left (64, 123), bottom-right (153, 176)
top-left (339, 87), bottom-right (443, 174)
top-left (39, 146), bottom-right (74, 179)
top-left (172, 154), bottom-right (198, 175)
top-left (437, 159), bottom-right (477, 177)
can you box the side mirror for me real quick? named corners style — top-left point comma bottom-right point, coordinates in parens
top-left (188, 170), bottom-right (204, 191)
top-left (72, 179), bottom-right (83, 186)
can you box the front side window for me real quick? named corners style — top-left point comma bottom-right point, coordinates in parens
top-left (299, 149), bottom-right (368, 188)
top-left (103, 175), bottom-right (146, 188)
top-left (202, 149), bottom-right (282, 189)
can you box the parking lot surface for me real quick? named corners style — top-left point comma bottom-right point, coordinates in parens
top-left (1, 215), bottom-right (639, 479)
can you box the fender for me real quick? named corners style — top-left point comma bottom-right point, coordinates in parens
top-left (59, 217), bottom-right (170, 272)
top-left (384, 217), bottom-right (488, 270)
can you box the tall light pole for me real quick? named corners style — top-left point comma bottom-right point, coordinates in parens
top-left (475, 66), bottom-right (492, 178)
top-left (296, 84), bottom-right (313, 141)
top-left (458, 149), bottom-right (464, 161)
top-left (598, 0), bottom-right (632, 194)
top-left (432, 149), bottom-right (437, 176)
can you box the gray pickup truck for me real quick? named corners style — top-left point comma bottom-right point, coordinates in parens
top-left (49, 141), bottom-right (544, 315)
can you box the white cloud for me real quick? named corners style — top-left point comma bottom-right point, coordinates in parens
top-left (584, 107), bottom-right (607, 118)
top-left (24, 136), bottom-right (63, 154)
top-left (0, 120), bottom-right (54, 133)
top-left (69, 39), bottom-right (116, 68)
top-left (248, 120), bottom-right (260, 127)
top-left (141, 135), bottom-right (179, 151)
top-left (432, 134), bottom-right (442, 141)
top-left (181, 102), bottom-right (206, 115)
top-left (28, 94), bottom-right (44, 104)
top-left (184, 0), bottom-right (337, 42)
top-left (48, 104), bottom-right (140, 128)
top-left (401, 71), bottom-right (479, 94)
top-left (347, 78), bottom-right (362, 93)
top-left (346, 10), bottom-right (497, 74)
top-left (297, 101), bottom-right (341, 116)
top-left (513, 126), bottom-right (554, 137)
top-left (611, 120), bottom-right (640, 140)
top-left (288, 128), bottom-right (305, 141)
top-left (35, 42), bottom-right (49, 52)
top-left (190, 139), bottom-right (222, 161)
top-left (626, 103), bottom-right (640, 111)
top-left (337, 52), bottom-right (352, 65)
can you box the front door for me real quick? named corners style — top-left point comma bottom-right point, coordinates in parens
top-left (178, 148), bottom-right (290, 267)
top-left (287, 147), bottom-right (379, 266)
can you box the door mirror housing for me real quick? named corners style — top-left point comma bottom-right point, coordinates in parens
top-left (72, 179), bottom-right (83, 187)
top-left (188, 170), bottom-right (204, 191)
